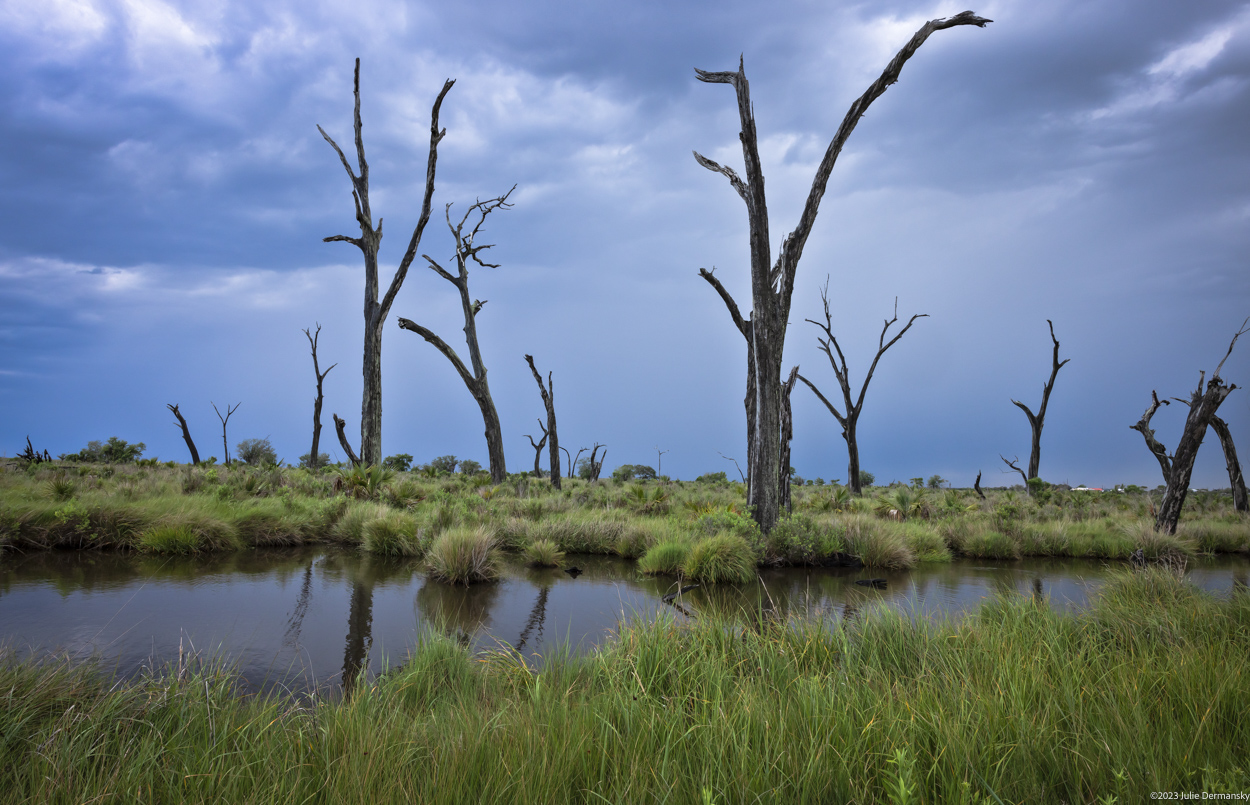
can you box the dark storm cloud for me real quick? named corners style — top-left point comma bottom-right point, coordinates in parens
top-left (0, 0), bottom-right (1247, 487)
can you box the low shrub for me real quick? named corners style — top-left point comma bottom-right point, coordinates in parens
top-left (523, 539), bottom-right (564, 568)
top-left (682, 534), bottom-right (755, 584)
top-left (138, 525), bottom-right (201, 554)
top-left (638, 540), bottom-right (690, 576)
top-left (362, 511), bottom-right (424, 557)
top-left (426, 526), bottom-right (499, 585)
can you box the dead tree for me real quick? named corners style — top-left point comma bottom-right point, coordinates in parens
top-left (524, 419), bottom-right (548, 478)
top-left (167, 403), bottom-right (200, 465)
top-left (780, 366), bottom-right (799, 513)
top-left (1131, 319), bottom-right (1248, 534)
top-left (397, 189), bottom-right (514, 484)
top-left (587, 443), bottom-right (607, 482)
top-left (211, 401), bottom-right (239, 465)
top-left (1209, 416), bottom-right (1248, 513)
top-left (303, 324), bottom-right (338, 470)
top-left (319, 59), bottom-right (454, 466)
top-left (1000, 455), bottom-right (1028, 488)
top-left (796, 283), bottom-right (927, 495)
top-left (567, 447), bottom-right (584, 479)
top-left (1004, 320), bottom-right (1069, 488)
top-left (333, 413), bottom-right (362, 467)
top-left (525, 355), bottom-right (560, 489)
top-left (974, 470), bottom-right (986, 500)
top-left (693, 11), bottom-right (990, 531)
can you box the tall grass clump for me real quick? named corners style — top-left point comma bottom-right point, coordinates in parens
top-left (330, 502), bottom-right (391, 544)
top-left (426, 526), bottom-right (499, 585)
top-left (638, 539), bottom-right (690, 576)
top-left (361, 510), bottom-right (424, 557)
top-left (841, 513), bottom-right (915, 569)
top-left (523, 538), bottom-right (563, 568)
top-left (138, 524), bottom-right (202, 554)
top-left (682, 534), bottom-right (755, 584)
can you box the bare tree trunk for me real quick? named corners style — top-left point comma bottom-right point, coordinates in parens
top-left (974, 470), bottom-right (986, 500)
top-left (211, 401), bottom-right (239, 466)
top-left (524, 419), bottom-right (548, 478)
top-left (167, 403), bottom-right (200, 465)
top-left (569, 447), bottom-right (585, 479)
top-left (320, 60), bottom-right (454, 465)
top-left (1000, 455), bottom-right (1029, 487)
top-left (525, 355), bottom-right (561, 489)
top-left (780, 366), bottom-right (799, 514)
top-left (1135, 320), bottom-right (1248, 534)
top-left (397, 190), bottom-right (515, 485)
top-left (333, 413), bottom-right (361, 467)
top-left (797, 284), bottom-right (926, 496)
top-left (694, 12), bottom-right (989, 531)
top-left (588, 444), bottom-right (606, 482)
top-left (1010, 320), bottom-right (1069, 485)
top-left (1209, 416), bottom-right (1248, 513)
top-left (304, 324), bottom-right (337, 470)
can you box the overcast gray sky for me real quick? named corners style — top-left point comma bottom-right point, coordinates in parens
top-left (2, 0), bottom-right (1248, 487)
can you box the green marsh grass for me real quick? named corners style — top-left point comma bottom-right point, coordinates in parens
top-left (3, 571), bottom-right (1249, 802)
top-left (682, 533), bottom-right (755, 583)
top-left (426, 525), bottom-right (499, 585)
top-left (638, 538), bottom-right (690, 575)
top-left (361, 510), bottom-right (424, 557)
top-left (523, 538), bottom-right (564, 567)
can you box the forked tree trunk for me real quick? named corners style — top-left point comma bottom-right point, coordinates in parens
top-left (1132, 320), bottom-right (1247, 534)
top-left (319, 60), bottom-right (454, 465)
top-left (212, 401), bottom-right (239, 466)
top-left (797, 283), bottom-right (926, 496)
top-left (304, 324), bottom-right (338, 470)
top-left (1209, 416), bottom-right (1248, 513)
top-left (525, 355), bottom-right (561, 489)
top-left (588, 444), bottom-right (606, 482)
top-left (692, 11), bottom-right (987, 530)
top-left (167, 403), bottom-right (200, 465)
top-left (1009, 320), bottom-right (1069, 487)
top-left (525, 419), bottom-right (548, 478)
top-left (397, 190), bottom-right (515, 484)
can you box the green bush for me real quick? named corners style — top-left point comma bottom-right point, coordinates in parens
top-left (382, 453), bottom-right (414, 472)
top-left (236, 438), bottom-right (278, 467)
top-left (426, 526), bottom-right (499, 585)
top-left (638, 540), bottom-right (690, 576)
top-left (59, 437), bottom-right (146, 464)
top-left (523, 539), bottom-right (564, 568)
top-left (138, 524), bottom-right (201, 554)
top-left (682, 534), bottom-right (755, 584)
top-left (361, 511), bottom-right (423, 557)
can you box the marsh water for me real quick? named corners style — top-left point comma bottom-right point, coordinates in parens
top-left (2, 548), bottom-right (1248, 696)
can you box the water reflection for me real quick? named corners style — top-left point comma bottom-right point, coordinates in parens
top-left (1, 548), bottom-right (1248, 695)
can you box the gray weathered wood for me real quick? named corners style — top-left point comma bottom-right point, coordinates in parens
top-left (303, 324), bottom-right (337, 470)
top-left (1209, 415), bottom-right (1248, 513)
top-left (167, 403), bottom-right (200, 465)
top-left (693, 11), bottom-right (988, 530)
top-left (320, 58), bottom-right (454, 465)
top-left (332, 413), bottom-right (361, 467)
top-left (1010, 320), bottom-right (1069, 487)
top-left (211, 401), bottom-right (239, 466)
top-left (797, 283), bottom-right (926, 495)
top-left (525, 355), bottom-right (561, 489)
top-left (396, 190), bottom-right (515, 484)
top-left (524, 419), bottom-right (548, 478)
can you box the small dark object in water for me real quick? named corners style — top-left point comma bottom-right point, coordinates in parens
top-left (1129, 549), bottom-right (1146, 569)
top-left (855, 578), bottom-right (887, 589)
top-left (662, 584), bottom-right (700, 603)
top-left (565, 567), bottom-right (582, 578)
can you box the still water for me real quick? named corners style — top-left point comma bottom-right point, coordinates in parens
top-left (2, 549), bottom-right (1247, 695)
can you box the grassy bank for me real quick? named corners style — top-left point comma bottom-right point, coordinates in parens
top-left (1, 569), bottom-right (1247, 803)
top-left (1, 462), bottom-right (1248, 574)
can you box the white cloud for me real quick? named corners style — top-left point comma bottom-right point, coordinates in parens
top-left (0, 0), bottom-right (109, 57)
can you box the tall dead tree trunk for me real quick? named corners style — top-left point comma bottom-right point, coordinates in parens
top-left (333, 413), bottom-right (361, 467)
top-left (796, 283), bottom-right (927, 495)
top-left (211, 401), bottom-right (239, 466)
top-left (525, 355), bottom-right (560, 489)
top-left (1006, 320), bottom-right (1069, 488)
top-left (524, 419), bottom-right (548, 478)
top-left (1209, 416), bottom-right (1248, 513)
top-left (567, 447), bottom-right (583, 479)
top-left (1132, 320), bottom-right (1248, 534)
top-left (167, 403), bottom-right (200, 465)
top-left (319, 59), bottom-right (454, 466)
top-left (780, 365), bottom-right (799, 514)
top-left (303, 324), bottom-right (338, 470)
top-left (693, 11), bottom-right (989, 531)
top-left (397, 189), bottom-right (514, 484)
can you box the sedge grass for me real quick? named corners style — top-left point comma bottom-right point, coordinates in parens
top-left (2, 571), bottom-right (1248, 803)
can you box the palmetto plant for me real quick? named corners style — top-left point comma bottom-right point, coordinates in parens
top-left (335, 464), bottom-right (395, 500)
top-left (875, 487), bottom-right (926, 520)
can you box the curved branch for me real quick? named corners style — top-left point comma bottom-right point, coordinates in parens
top-left (796, 373), bottom-right (847, 429)
top-left (396, 317), bottom-right (475, 388)
top-left (692, 151), bottom-right (748, 203)
top-left (697, 267), bottom-right (748, 338)
top-left (333, 414), bottom-right (361, 467)
top-left (999, 454), bottom-right (1028, 487)
top-left (1130, 390), bottom-right (1173, 483)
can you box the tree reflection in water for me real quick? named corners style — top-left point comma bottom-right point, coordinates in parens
top-left (415, 579), bottom-right (501, 646)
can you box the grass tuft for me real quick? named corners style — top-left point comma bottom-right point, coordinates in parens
top-left (682, 534), bottom-right (755, 584)
top-left (426, 526), bottom-right (499, 585)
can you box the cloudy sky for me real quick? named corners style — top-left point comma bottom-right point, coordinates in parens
top-left (1, 0), bottom-right (1248, 488)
